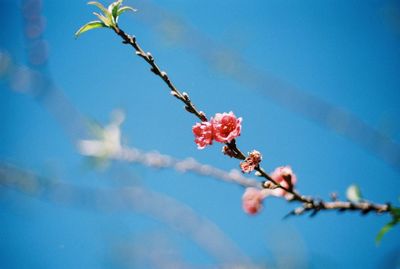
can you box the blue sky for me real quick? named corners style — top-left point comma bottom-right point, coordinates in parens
top-left (1, 0), bottom-right (400, 268)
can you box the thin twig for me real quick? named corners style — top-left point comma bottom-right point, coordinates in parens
top-left (110, 25), bottom-right (392, 217)
top-left (287, 200), bottom-right (391, 217)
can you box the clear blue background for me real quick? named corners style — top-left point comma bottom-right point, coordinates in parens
top-left (1, 0), bottom-right (399, 268)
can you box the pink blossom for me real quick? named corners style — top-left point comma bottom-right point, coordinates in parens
top-left (242, 187), bottom-right (264, 215)
top-left (240, 150), bottom-right (262, 173)
top-left (211, 112), bottom-right (242, 143)
top-left (270, 166), bottom-right (297, 196)
top-left (192, 121), bottom-right (213, 149)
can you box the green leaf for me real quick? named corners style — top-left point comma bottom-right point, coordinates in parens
top-left (93, 12), bottom-right (112, 26)
top-left (346, 184), bottom-right (362, 203)
top-left (391, 207), bottom-right (400, 217)
top-left (375, 218), bottom-right (399, 245)
top-left (75, 20), bottom-right (106, 38)
top-left (87, 1), bottom-right (108, 14)
top-left (109, 0), bottom-right (122, 17)
top-left (108, 0), bottom-right (123, 24)
top-left (117, 6), bottom-right (137, 17)
top-left (88, 1), bottom-right (115, 26)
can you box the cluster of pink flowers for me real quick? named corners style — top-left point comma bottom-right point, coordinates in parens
top-left (242, 165), bottom-right (297, 215)
top-left (192, 111), bottom-right (242, 149)
top-left (192, 112), bottom-right (297, 216)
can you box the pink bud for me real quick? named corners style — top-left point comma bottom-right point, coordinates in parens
top-left (222, 145), bottom-right (236, 158)
top-left (270, 166), bottom-right (297, 196)
top-left (240, 150), bottom-right (262, 173)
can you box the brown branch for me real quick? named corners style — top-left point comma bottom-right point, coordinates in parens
top-left (110, 25), bottom-right (393, 217)
top-left (286, 200), bottom-right (391, 218)
top-left (112, 26), bottom-right (207, 122)
top-left (112, 26), bottom-right (247, 159)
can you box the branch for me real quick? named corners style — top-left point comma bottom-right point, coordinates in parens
top-left (75, 3), bottom-right (398, 244)
top-left (108, 24), bottom-right (393, 217)
top-left (112, 26), bottom-right (207, 123)
top-left (286, 200), bottom-right (391, 218)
